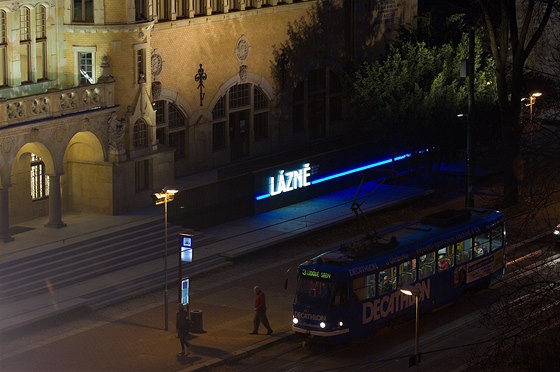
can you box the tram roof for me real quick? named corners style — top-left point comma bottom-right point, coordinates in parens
top-left (300, 208), bottom-right (503, 272)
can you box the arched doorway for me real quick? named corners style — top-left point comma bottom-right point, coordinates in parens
top-left (63, 131), bottom-right (107, 213)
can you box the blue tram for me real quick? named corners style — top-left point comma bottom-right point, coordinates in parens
top-left (291, 208), bottom-right (506, 343)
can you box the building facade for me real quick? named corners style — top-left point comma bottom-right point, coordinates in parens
top-left (0, 0), bottom-right (417, 242)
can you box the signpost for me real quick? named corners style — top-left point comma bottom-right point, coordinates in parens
top-left (179, 233), bottom-right (193, 304)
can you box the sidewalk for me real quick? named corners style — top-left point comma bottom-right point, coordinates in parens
top-left (0, 181), bottom-right (433, 371)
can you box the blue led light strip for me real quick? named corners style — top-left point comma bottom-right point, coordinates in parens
top-left (254, 151), bottom-right (419, 201)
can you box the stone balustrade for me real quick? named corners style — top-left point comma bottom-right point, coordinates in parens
top-left (0, 82), bottom-right (115, 128)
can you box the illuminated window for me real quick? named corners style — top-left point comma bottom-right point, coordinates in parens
top-left (0, 10), bottom-right (7, 87)
top-left (378, 266), bottom-right (397, 294)
top-left (194, 0), bottom-right (205, 15)
top-left (133, 118), bottom-right (148, 148)
top-left (418, 252), bottom-right (435, 279)
top-left (455, 239), bottom-right (472, 265)
top-left (73, 0), bottom-right (94, 23)
top-left (78, 51), bottom-right (94, 85)
top-left (20, 7), bottom-right (31, 83)
top-left (437, 246), bottom-right (454, 271)
top-left (154, 100), bottom-right (187, 159)
top-left (31, 154), bottom-right (49, 200)
top-left (155, 0), bottom-right (170, 20)
top-left (398, 259), bottom-right (417, 286)
top-left (176, 0), bottom-right (188, 18)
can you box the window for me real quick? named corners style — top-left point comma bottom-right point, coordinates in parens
top-left (135, 160), bottom-right (150, 192)
top-left (292, 68), bottom-right (343, 138)
top-left (419, 252), bottom-right (435, 279)
top-left (437, 246), bottom-right (454, 271)
top-left (378, 266), bottom-right (397, 294)
top-left (31, 154), bottom-right (49, 200)
top-left (36, 6), bottom-right (47, 81)
top-left (0, 10), bottom-right (7, 87)
top-left (474, 233), bottom-right (491, 257)
top-left (136, 48), bottom-right (146, 83)
top-left (176, 0), bottom-right (188, 18)
top-left (78, 52), bottom-right (94, 85)
top-left (133, 118), bottom-right (149, 148)
top-left (154, 100), bottom-right (187, 158)
top-left (399, 259), bottom-right (417, 286)
top-left (73, 0), bottom-right (94, 23)
top-left (455, 239), bottom-right (472, 265)
top-left (155, 0), bottom-right (170, 20)
top-left (353, 273), bottom-right (376, 301)
top-left (229, 83), bottom-right (249, 109)
top-left (20, 7), bottom-right (31, 83)
top-left (135, 0), bottom-right (148, 20)
top-left (491, 225), bottom-right (504, 251)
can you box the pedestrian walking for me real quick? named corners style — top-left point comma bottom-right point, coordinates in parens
top-left (176, 303), bottom-right (191, 356)
top-left (250, 286), bottom-right (273, 335)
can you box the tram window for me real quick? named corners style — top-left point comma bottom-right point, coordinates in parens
top-left (333, 282), bottom-right (349, 305)
top-left (352, 274), bottom-right (376, 301)
top-left (419, 252), bottom-right (435, 279)
top-left (378, 267), bottom-right (397, 294)
top-left (437, 246), bottom-right (454, 271)
top-left (491, 225), bottom-right (504, 251)
top-left (399, 259), bottom-right (417, 286)
top-left (456, 239), bottom-right (472, 264)
top-left (474, 233), bottom-right (490, 257)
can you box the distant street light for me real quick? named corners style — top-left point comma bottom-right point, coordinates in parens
top-left (154, 187), bottom-right (178, 331)
top-left (521, 92), bottom-right (542, 121)
top-left (400, 286), bottom-right (420, 371)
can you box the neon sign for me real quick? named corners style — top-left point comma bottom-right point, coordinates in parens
top-left (255, 150), bottom-right (431, 201)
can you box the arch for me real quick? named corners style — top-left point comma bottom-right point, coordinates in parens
top-left (158, 88), bottom-right (193, 119)
top-left (63, 131), bottom-right (111, 214)
top-left (10, 142), bottom-right (56, 223)
top-left (208, 72), bottom-right (274, 110)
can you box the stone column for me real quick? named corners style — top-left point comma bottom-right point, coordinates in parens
top-left (0, 186), bottom-right (13, 242)
top-left (45, 174), bottom-right (66, 228)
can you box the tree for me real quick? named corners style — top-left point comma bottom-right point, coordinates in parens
top-left (477, 0), bottom-right (556, 206)
top-left (350, 31), bottom-right (496, 162)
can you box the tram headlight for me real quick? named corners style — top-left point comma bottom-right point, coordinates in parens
top-left (339, 321), bottom-right (343, 327)
top-left (292, 317), bottom-right (299, 325)
top-left (319, 322), bottom-right (326, 329)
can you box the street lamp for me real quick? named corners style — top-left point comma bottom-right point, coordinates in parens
top-left (521, 92), bottom-right (542, 121)
top-left (154, 187), bottom-right (178, 331)
top-left (400, 286), bottom-right (420, 371)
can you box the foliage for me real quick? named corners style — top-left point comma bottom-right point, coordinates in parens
top-left (350, 32), bottom-right (496, 159)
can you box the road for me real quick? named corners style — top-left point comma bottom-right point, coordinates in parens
top-left (1, 190), bottom-right (556, 371)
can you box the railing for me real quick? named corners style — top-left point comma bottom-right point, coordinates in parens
top-left (0, 82), bottom-right (115, 127)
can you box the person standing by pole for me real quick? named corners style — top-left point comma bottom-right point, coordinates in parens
top-left (250, 286), bottom-right (273, 335)
top-left (176, 303), bottom-right (191, 356)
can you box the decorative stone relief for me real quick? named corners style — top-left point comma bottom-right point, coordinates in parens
top-left (152, 81), bottom-right (162, 100)
top-left (108, 112), bottom-right (126, 155)
top-left (1, 137), bottom-right (14, 154)
top-left (151, 50), bottom-right (163, 77)
top-left (236, 35), bottom-right (249, 63)
top-left (239, 65), bottom-right (248, 82)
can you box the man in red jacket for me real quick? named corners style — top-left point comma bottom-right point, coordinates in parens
top-left (250, 286), bottom-right (273, 335)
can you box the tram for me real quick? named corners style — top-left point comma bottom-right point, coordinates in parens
top-left (291, 208), bottom-right (506, 343)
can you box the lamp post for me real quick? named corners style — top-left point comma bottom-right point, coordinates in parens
top-left (154, 188), bottom-right (178, 331)
top-left (400, 286), bottom-right (420, 371)
top-left (521, 92), bottom-right (542, 121)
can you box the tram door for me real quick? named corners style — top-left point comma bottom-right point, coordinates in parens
top-left (229, 110), bottom-right (249, 160)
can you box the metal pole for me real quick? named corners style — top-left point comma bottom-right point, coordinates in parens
top-left (466, 28), bottom-right (475, 208)
top-left (164, 195), bottom-right (169, 331)
top-left (415, 294), bottom-right (420, 371)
